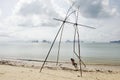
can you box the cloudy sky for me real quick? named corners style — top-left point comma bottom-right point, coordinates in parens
top-left (0, 0), bottom-right (120, 42)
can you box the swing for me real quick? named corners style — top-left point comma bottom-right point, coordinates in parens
top-left (40, 2), bottom-right (95, 77)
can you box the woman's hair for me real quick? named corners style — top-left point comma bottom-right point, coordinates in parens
top-left (71, 58), bottom-right (74, 61)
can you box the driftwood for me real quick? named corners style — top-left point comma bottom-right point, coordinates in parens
top-left (18, 59), bottom-right (71, 64)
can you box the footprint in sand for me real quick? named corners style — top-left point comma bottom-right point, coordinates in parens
top-left (0, 73), bottom-right (5, 75)
top-left (21, 71), bottom-right (24, 73)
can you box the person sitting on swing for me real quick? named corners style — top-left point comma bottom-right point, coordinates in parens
top-left (70, 58), bottom-right (78, 71)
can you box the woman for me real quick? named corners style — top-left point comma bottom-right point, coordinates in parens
top-left (70, 58), bottom-right (78, 71)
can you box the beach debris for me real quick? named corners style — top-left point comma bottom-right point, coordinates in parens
top-left (108, 70), bottom-right (112, 73)
top-left (96, 77), bottom-right (100, 80)
top-left (0, 72), bottom-right (5, 75)
top-left (0, 60), bottom-right (9, 65)
top-left (96, 69), bottom-right (104, 73)
top-left (77, 75), bottom-right (80, 77)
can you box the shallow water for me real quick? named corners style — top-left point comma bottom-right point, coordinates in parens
top-left (0, 42), bottom-right (120, 65)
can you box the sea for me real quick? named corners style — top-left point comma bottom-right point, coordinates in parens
top-left (0, 42), bottom-right (120, 65)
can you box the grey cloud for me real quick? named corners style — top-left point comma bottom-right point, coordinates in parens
top-left (71, 0), bottom-right (117, 18)
top-left (18, 0), bottom-right (58, 17)
top-left (0, 34), bottom-right (10, 37)
top-left (0, 32), bottom-right (11, 37)
top-left (110, 0), bottom-right (120, 13)
top-left (15, 0), bottom-right (60, 27)
top-left (17, 17), bottom-right (59, 27)
top-left (0, 9), bottom-right (2, 16)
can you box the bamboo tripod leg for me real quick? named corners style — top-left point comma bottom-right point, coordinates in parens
top-left (74, 7), bottom-right (82, 77)
top-left (40, 23), bottom-right (65, 72)
top-left (56, 25), bottom-right (64, 65)
top-left (76, 26), bottom-right (82, 77)
top-left (73, 25), bottom-right (86, 67)
top-left (73, 25), bottom-right (82, 77)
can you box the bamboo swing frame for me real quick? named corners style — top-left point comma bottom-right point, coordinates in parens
top-left (40, 3), bottom-right (95, 77)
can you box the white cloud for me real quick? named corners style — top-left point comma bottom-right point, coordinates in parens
top-left (9, 0), bottom-right (61, 27)
top-left (0, 0), bottom-right (120, 42)
top-left (0, 9), bottom-right (2, 17)
top-left (0, 0), bottom-right (64, 41)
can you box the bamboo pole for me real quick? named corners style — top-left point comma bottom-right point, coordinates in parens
top-left (73, 25), bottom-right (86, 67)
top-left (74, 8), bottom-right (82, 77)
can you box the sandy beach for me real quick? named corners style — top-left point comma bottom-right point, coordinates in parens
top-left (0, 59), bottom-right (120, 80)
